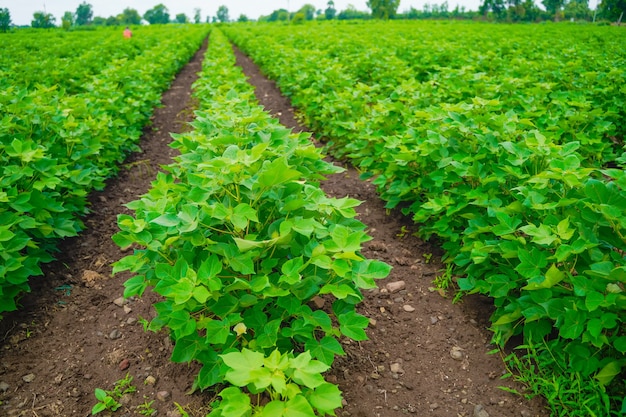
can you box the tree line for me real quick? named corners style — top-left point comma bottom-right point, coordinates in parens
top-left (0, 0), bottom-right (624, 32)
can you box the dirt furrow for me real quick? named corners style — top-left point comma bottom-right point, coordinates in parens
top-left (0, 39), bottom-right (213, 417)
top-left (233, 46), bottom-right (547, 417)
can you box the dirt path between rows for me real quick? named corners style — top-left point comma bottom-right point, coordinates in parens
top-left (0, 36), bottom-right (546, 417)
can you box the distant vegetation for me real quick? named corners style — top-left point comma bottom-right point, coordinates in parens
top-left (1, 0), bottom-right (624, 30)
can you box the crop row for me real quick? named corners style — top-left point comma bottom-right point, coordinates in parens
top-left (113, 28), bottom-right (390, 416)
top-left (0, 26), bottom-right (183, 93)
top-left (223, 21), bottom-right (626, 415)
top-left (0, 25), bottom-right (209, 318)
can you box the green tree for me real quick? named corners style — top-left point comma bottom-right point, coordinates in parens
top-left (105, 15), bottom-right (119, 26)
top-left (325, 1), bottom-right (337, 19)
top-left (61, 11), bottom-right (74, 30)
top-left (144, 4), bottom-right (169, 24)
top-left (175, 13), bottom-right (188, 23)
top-left (237, 14), bottom-right (249, 22)
top-left (216, 5), bottom-right (230, 22)
top-left (367, 0), bottom-right (400, 18)
top-left (298, 4), bottom-right (316, 19)
top-left (194, 8), bottom-right (201, 23)
top-left (0, 8), bottom-right (11, 32)
top-left (118, 8), bottom-right (141, 25)
top-left (564, 0), bottom-right (591, 19)
top-left (479, 0), bottom-right (506, 18)
top-left (75, 2), bottom-right (93, 25)
top-left (92, 16), bottom-right (106, 25)
top-left (32, 11), bottom-right (56, 28)
top-left (598, 0), bottom-right (626, 20)
top-left (338, 5), bottom-right (371, 19)
top-left (264, 9), bottom-right (289, 21)
top-left (520, 0), bottom-right (541, 20)
top-left (542, 0), bottom-right (565, 17)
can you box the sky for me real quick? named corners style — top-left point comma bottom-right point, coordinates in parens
top-left (2, 0), bottom-right (484, 26)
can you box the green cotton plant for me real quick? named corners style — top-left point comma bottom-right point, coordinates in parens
top-left (0, 25), bottom-right (209, 319)
top-left (220, 21), bottom-right (626, 415)
top-left (113, 28), bottom-right (390, 411)
top-left (209, 349), bottom-right (342, 417)
top-left (113, 95), bottom-right (389, 391)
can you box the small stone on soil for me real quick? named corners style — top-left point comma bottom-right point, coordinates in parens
top-left (145, 375), bottom-right (157, 385)
top-left (113, 297), bottom-right (127, 307)
top-left (390, 363), bottom-right (404, 374)
top-left (402, 304), bottom-right (415, 312)
top-left (385, 281), bottom-right (406, 293)
top-left (450, 346), bottom-right (464, 360)
top-left (109, 329), bottom-right (122, 340)
top-left (119, 359), bottom-right (130, 371)
top-left (474, 404), bottom-right (490, 417)
top-left (156, 390), bottom-right (171, 402)
top-left (22, 373), bottom-right (35, 383)
top-left (0, 382), bottom-right (9, 392)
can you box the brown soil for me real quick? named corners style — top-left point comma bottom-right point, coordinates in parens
top-left (0, 36), bottom-right (548, 417)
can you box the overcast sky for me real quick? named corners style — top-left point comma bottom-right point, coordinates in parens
top-left (2, 0), bottom-right (484, 26)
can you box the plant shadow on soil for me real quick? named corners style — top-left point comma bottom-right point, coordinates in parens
top-left (0, 38), bottom-right (547, 417)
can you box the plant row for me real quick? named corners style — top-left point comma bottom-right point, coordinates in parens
top-left (113, 27), bottom-right (390, 416)
top-left (0, 25), bottom-right (209, 318)
top-left (222, 21), bottom-right (626, 415)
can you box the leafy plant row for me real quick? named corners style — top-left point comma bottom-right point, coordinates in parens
top-left (113, 28), bottom-right (390, 416)
top-left (0, 25), bottom-right (209, 318)
top-left (0, 26), bottom-right (186, 94)
top-left (224, 21), bottom-right (625, 167)
top-left (222, 21), bottom-right (626, 415)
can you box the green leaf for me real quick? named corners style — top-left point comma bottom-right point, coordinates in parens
top-left (491, 212), bottom-right (522, 236)
top-left (338, 311), bottom-right (369, 341)
top-left (204, 320), bottom-right (230, 344)
top-left (231, 203), bottom-right (258, 231)
top-left (171, 337), bottom-right (202, 363)
top-left (305, 336), bottom-right (345, 366)
top-left (307, 382), bottom-right (343, 416)
top-left (222, 348), bottom-right (264, 372)
top-left (594, 361), bottom-right (623, 386)
top-left (555, 217), bottom-right (574, 241)
top-left (152, 213), bottom-right (180, 227)
top-left (614, 336), bottom-right (626, 354)
top-left (492, 309), bottom-right (522, 326)
top-left (91, 402), bottom-right (106, 415)
top-left (233, 237), bottom-right (265, 252)
top-left (515, 248), bottom-right (548, 279)
top-left (94, 388), bottom-right (107, 401)
top-left (584, 291), bottom-right (604, 312)
top-left (352, 259), bottom-right (392, 289)
top-left (559, 309), bottom-right (586, 340)
top-left (229, 253), bottom-right (255, 275)
top-left (213, 387), bottom-right (252, 417)
top-left (0, 227), bottom-right (15, 242)
top-left (258, 396), bottom-right (316, 417)
top-left (522, 264), bottom-right (564, 290)
top-left (290, 352), bottom-right (328, 389)
top-left (193, 285), bottom-right (211, 303)
top-left (519, 223), bottom-right (556, 246)
top-left (256, 158), bottom-right (302, 189)
top-left (123, 275), bottom-right (148, 298)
